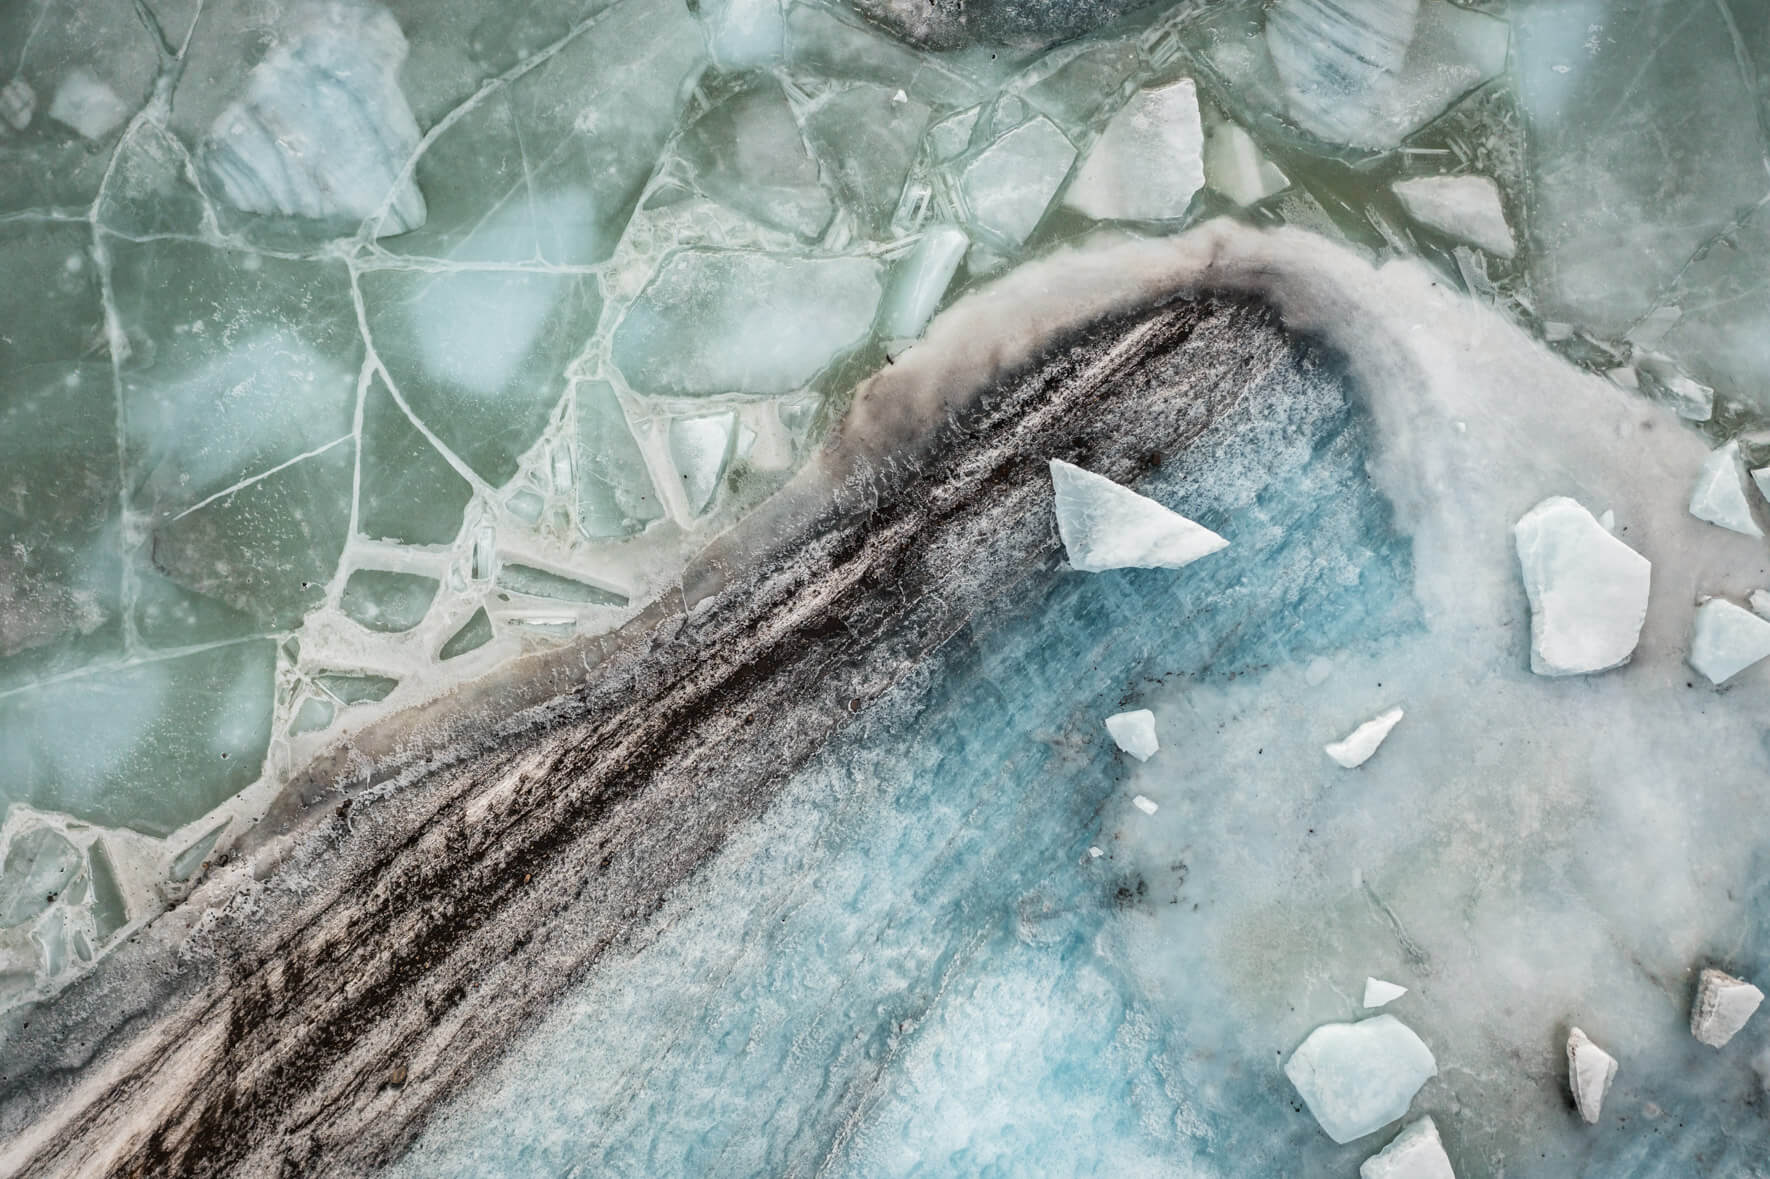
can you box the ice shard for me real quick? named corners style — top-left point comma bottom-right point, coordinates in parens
top-left (1513, 497), bottom-right (1651, 677)
top-left (669, 413), bottom-right (739, 517)
top-left (1104, 709), bottom-right (1159, 761)
top-left (1064, 78), bottom-right (1205, 223)
top-left (1688, 441), bottom-right (1763, 537)
top-left (1266, 0), bottom-right (1420, 146)
top-left (1689, 598), bottom-right (1770, 686)
top-left (1049, 460), bottom-right (1228, 573)
top-left (1566, 1027), bottom-right (1617, 1124)
top-left (1364, 978), bottom-right (1408, 1009)
top-left (1691, 968), bottom-right (1764, 1048)
top-left (1391, 175), bottom-right (1514, 259)
top-left (1285, 1015), bottom-right (1438, 1144)
top-left (1361, 1117), bottom-right (1456, 1179)
top-left (1326, 707), bottom-right (1404, 769)
top-left (957, 117), bottom-right (1076, 248)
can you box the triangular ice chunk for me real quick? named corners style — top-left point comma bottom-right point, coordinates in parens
top-left (1513, 497), bottom-right (1650, 676)
top-left (1104, 709), bottom-right (1159, 761)
top-left (1566, 1027), bottom-right (1617, 1124)
top-left (1360, 1116), bottom-right (1456, 1179)
top-left (1364, 978), bottom-right (1408, 1008)
top-left (1326, 707), bottom-right (1404, 768)
top-left (1391, 174), bottom-right (1514, 259)
top-left (1691, 967), bottom-right (1764, 1047)
top-left (1049, 459), bottom-right (1228, 573)
top-left (1689, 441), bottom-right (1763, 537)
top-left (1689, 598), bottom-right (1770, 685)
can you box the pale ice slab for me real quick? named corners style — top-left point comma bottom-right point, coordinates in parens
top-left (1049, 459), bottom-right (1228, 573)
top-left (1361, 1116), bottom-right (1456, 1179)
top-left (1202, 119), bottom-right (1288, 207)
top-left (1566, 1027), bottom-right (1617, 1124)
top-left (1325, 707), bottom-right (1403, 768)
top-left (1688, 598), bottom-right (1770, 686)
top-left (1364, 978), bottom-right (1408, 1009)
top-left (1265, 0), bottom-right (1420, 146)
top-left (957, 116), bottom-right (1076, 248)
top-left (1064, 78), bottom-right (1205, 222)
top-left (1103, 709), bottom-right (1158, 761)
top-left (1753, 466), bottom-right (1770, 505)
top-left (669, 413), bottom-right (738, 517)
top-left (1688, 441), bottom-right (1762, 538)
top-left (199, 2), bottom-right (426, 235)
top-left (1691, 968), bottom-right (1764, 1048)
top-left (1284, 1014), bottom-right (1437, 1144)
top-left (1752, 589), bottom-right (1770, 621)
top-left (1391, 175), bottom-right (1514, 259)
top-left (46, 68), bottom-right (128, 141)
top-left (1513, 497), bottom-right (1650, 677)
top-left (881, 225), bottom-right (969, 340)
top-left (1635, 354), bottom-right (1714, 423)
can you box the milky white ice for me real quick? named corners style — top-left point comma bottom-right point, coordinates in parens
top-left (1049, 459), bottom-right (1228, 573)
top-left (1284, 1015), bottom-right (1437, 1143)
top-left (1512, 497), bottom-right (1651, 676)
top-left (1360, 1116), bottom-right (1456, 1179)
top-left (1688, 441), bottom-right (1763, 537)
top-left (1688, 598), bottom-right (1770, 685)
top-left (1065, 78), bottom-right (1205, 223)
top-left (1325, 707), bottom-right (1404, 768)
top-left (1752, 589), bottom-right (1770, 620)
top-left (1752, 465), bottom-right (1770, 504)
top-left (1131, 794), bottom-right (1159, 816)
top-left (1364, 978), bottom-right (1408, 1009)
top-left (1690, 968), bottom-right (1765, 1047)
top-left (1391, 174), bottom-right (1515, 259)
top-left (1104, 710), bottom-right (1160, 761)
top-left (1565, 1028), bottom-right (1617, 1124)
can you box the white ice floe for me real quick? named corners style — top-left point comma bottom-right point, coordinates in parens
top-left (1688, 441), bottom-right (1763, 537)
top-left (1691, 967), bottom-right (1764, 1047)
top-left (1689, 598), bottom-right (1770, 685)
top-left (1065, 78), bottom-right (1205, 223)
top-left (1364, 978), bottom-right (1408, 1008)
top-left (1360, 1116), bottom-right (1456, 1179)
top-left (1131, 794), bottom-right (1159, 815)
top-left (47, 67), bottom-right (128, 141)
top-left (1325, 707), bottom-right (1404, 768)
top-left (1105, 709), bottom-right (1160, 761)
top-left (1285, 1015), bottom-right (1437, 1144)
top-left (1391, 174), bottom-right (1514, 259)
top-left (1513, 497), bottom-right (1651, 677)
top-left (1566, 1027), bottom-right (1617, 1124)
top-left (1050, 460), bottom-right (1228, 573)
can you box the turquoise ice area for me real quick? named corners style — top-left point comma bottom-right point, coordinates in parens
top-left (396, 308), bottom-right (1770, 1177)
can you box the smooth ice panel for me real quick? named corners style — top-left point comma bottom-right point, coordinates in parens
top-left (677, 79), bottom-right (832, 240)
top-left (1065, 78), bottom-right (1205, 222)
top-left (1050, 459), bottom-right (1228, 573)
top-left (957, 116), bottom-right (1076, 248)
top-left (340, 570), bottom-right (441, 634)
top-left (668, 413), bottom-right (738, 516)
top-left (1360, 1117), bottom-right (1455, 1179)
top-left (803, 83), bottom-right (931, 237)
top-left (1284, 1016), bottom-right (1437, 1144)
top-left (881, 225), bottom-right (968, 340)
top-left (0, 829), bottom-right (81, 929)
top-left (1513, 497), bottom-right (1650, 676)
top-left (574, 381), bottom-right (663, 539)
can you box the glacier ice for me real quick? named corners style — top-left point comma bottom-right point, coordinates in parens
top-left (1284, 1015), bottom-right (1437, 1144)
top-left (1365, 978), bottom-right (1408, 1009)
top-left (1688, 598), bottom-right (1770, 686)
top-left (1512, 497), bottom-right (1651, 677)
top-left (1049, 460), bottom-right (1228, 574)
top-left (199, 2), bottom-right (426, 236)
top-left (46, 68), bottom-right (128, 142)
top-left (1688, 441), bottom-right (1763, 537)
top-left (1103, 710), bottom-right (1159, 761)
top-left (1566, 1027), bottom-right (1617, 1124)
top-left (1361, 1116), bottom-right (1456, 1179)
top-left (1325, 707), bottom-right (1404, 769)
top-left (1391, 175), bottom-right (1514, 259)
top-left (1691, 968), bottom-right (1764, 1048)
top-left (957, 117), bottom-right (1076, 248)
top-left (1064, 79), bottom-right (1204, 223)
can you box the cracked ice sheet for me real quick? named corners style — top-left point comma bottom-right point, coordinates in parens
top-left (396, 224), bottom-right (1770, 1177)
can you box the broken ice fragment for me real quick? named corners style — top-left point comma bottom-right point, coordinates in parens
top-left (340, 570), bottom-right (440, 634)
top-left (957, 116), bottom-right (1076, 248)
top-left (289, 694), bottom-right (336, 736)
top-left (169, 822), bottom-right (228, 883)
top-left (1688, 441), bottom-right (1763, 537)
top-left (1049, 460), bottom-right (1228, 573)
top-left (1202, 119), bottom-right (1288, 207)
top-left (1266, 0), bottom-right (1420, 146)
top-left (199, 3), bottom-right (427, 235)
top-left (1752, 589), bottom-right (1770, 620)
top-left (803, 83), bottom-right (931, 238)
top-left (0, 828), bottom-right (81, 929)
top-left (1364, 978), bottom-right (1408, 1008)
top-left (669, 413), bottom-right (738, 516)
top-left (881, 225), bottom-right (969, 340)
top-left (677, 79), bottom-right (831, 240)
top-left (1691, 967), bottom-right (1764, 1047)
top-left (1689, 598), bottom-right (1770, 685)
top-left (440, 608), bottom-right (494, 661)
top-left (1104, 709), bottom-right (1159, 761)
top-left (1752, 465), bottom-right (1770, 505)
top-left (497, 565), bottom-right (626, 607)
top-left (1391, 175), bottom-right (1514, 259)
top-left (1361, 1116), bottom-right (1456, 1179)
top-left (1566, 1027), bottom-right (1617, 1124)
top-left (1064, 79), bottom-right (1204, 223)
top-left (1131, 794), bottom-right (1159, 815)
top-left (575, 381), bottom-right (663, 540)
top-left (47, 68), bottom-right (129, 141)
top-left (1326, 708), bottom-right (1404, 769)
top-left (1285, 1014), bottom-right (1437, 1144)
top-left (0, 78), bottom-right (34, 132)
top-left (1636, 354), bottom-right (1714, 422)
top-left (1513, 497), bottom-right (1651, 676)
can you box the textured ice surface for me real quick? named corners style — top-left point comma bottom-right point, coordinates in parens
top-left (1105, 709), bottom-right (1159, 761)
top-left (1688, 599), bottom-right (1770, 686)
top-left (1688, 441), bottom-right (1762, 538)
top-left (1202, 119), bottom-right (1288, 207)
top-left (1691, 968), bottom-right (1764, 1048)
top-left (1065, 79), bottom-right (1204, 222)
top-left (1265, 0), bottom-right (1419, 146)
top-left (1513, 497), bottom-right (1651, 676)
top-left (1285, 1015), bottom-right (1437, 1144)
top-left (1391, 175), bottom-right (1513, 259)
top-left (1325, 707), bottom-right (1404, 768)
top-left (1567, 1027), bottom-right (1618, 1124)
top-left (1360, 1116), bottom-right (1455, 1179)
top-left (1050, 460), bottom-right (1228, 573)
top-left (1364, 978), bottom-right (1407, 1009)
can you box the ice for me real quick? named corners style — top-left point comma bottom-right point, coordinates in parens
top-left (1566, 1027), bottom-right (1617, 1124)
top-left (669, 413), bottom-right (738, 516)
top-left (357, 376), bottom-right (474, 547)
top-left (1512, 497), bottom-right (1652, 677)
top-left (1104, 709), bottom-right (1159, 761)
top-left (1325, 707), bottom-right (1404, 769)
top-left (881, 225), bottom-right (969, 340)
top-left (1202, 118), bottom-right (1288, 207)
top-left (1752, 590), bottom-right (1770, 621)
top-left (1049, 459), bottom-right (1228, 573)
top-left (1687, 441), bottom-right (1763, 538)
top-left (1690, 968), bottom-right (1765, 1048)
top-left (199, 3), bottom-right (426, 236)
top-left (439, 608), bottom-right (494, 661)
top-left (957, 117), bottom-right (1076, 248)
top-left (1284, 1015), bottom-right (1437, 1144)
top-left (0, 78), bottom-right (34, 132)
top-left (677, 79), bottom-right (832, 240)
top-left (697, 0), bottom-right (784, 67)
top-left (496, 565), bottom-right (626, 607)
top-left (1265, 0), bottom-right (1420, 146)
top-left (0, 829), bottom-right (80, 929)
top-left (575, 382), bottom-right (665, 540)
top-left (614, 251), bottom-right (882, 397)
top-left (46, 67), bottom-right (129, 141)
top-left (804, 83), bottom-right (931, 238)
top-left (1131, 794), bottom-right (1159, 815)
top-left (1390, 175), bottom-right (1514, 259)
top-left (339, 570), bottom-right (441, 635)
top-left (1361, 1117), bottom-right (1455, 1179)
top-left (1688, 598), bottom-right (1770, 686)
top-left (1364, 978), bottom-right (1408, 1009)
top-left (1635, 355), bottom-right (1714, 423)
top-left (1753, 466), bottom-right (1770, 505)
top-left (1064, 79), bottom-right (1204, 223)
